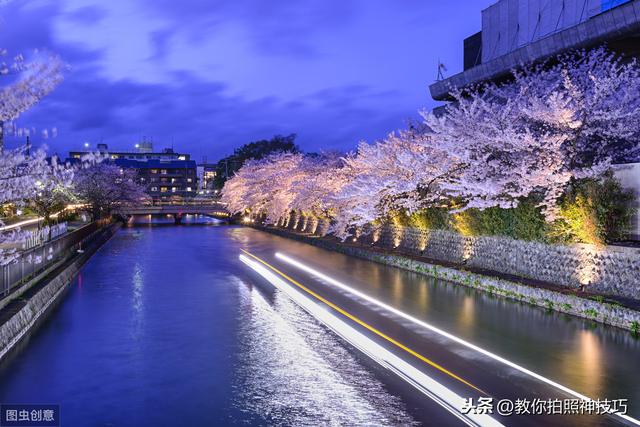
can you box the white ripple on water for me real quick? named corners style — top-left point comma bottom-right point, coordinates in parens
top-left (232, 281), bottom-right (417, 426)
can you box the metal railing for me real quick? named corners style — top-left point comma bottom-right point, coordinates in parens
top-left (1, 222), bottom-right (102, 298)
top-left (21, 223), bottom-right (68, 251)
top-left (145, 199), bottom-right (226, 206)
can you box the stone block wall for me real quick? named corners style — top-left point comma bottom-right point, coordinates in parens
top-left (282, 214), bottom-right (640, 301)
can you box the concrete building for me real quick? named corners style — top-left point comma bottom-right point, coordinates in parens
top-left (196, 163), bottom-right (218, 192)
top-left (430, 0), bottom-right (640, 101)
top-left (68, 143), bottom-right (197, 201)
top-left (69, 142), bottom-right (190, 162)
top-left (116, 158), bottom-right (198, 200)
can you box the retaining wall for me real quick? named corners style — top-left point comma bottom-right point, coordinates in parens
top-left (281, 212), bottom-right (640, 302)
top-left (262, 224), bottom-right (640, 332)
top-left (0, 223), bottom-right (120, 361)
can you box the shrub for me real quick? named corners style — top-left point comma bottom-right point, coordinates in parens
top-left (380, 175), bottom-right (634, 245)
top-left (408, 208), bottom-right (450, 230)
top-left (449, 200), bottom-right (548, 241)
top-left (551, 174), bottom-right (635, 245)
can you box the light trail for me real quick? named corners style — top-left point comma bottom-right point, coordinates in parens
top-left (239, 253), bottom-right (503, 427)
top-left (243, 249), bottom-right (485, 395)
top-left (275, 252), bottom-right (640, 426)
top-left (0, 204), bottom-right (87, 231)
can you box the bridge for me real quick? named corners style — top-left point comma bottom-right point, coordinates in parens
top-left (122, 201), bottom-right (230, 224)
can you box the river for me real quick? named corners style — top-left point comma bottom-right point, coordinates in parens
top-left (0, 224), bottom-right (638, 426)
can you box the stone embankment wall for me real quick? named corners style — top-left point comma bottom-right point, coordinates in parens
top-left (262, 224), bottom-right (640, 332)
top-left (0, 223), bottom-right (120, 361)
top-left (279, 212), bottom-right (640, 301)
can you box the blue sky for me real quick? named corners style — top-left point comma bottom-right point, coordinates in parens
top-left (1, 0), bottom-right (493, 161)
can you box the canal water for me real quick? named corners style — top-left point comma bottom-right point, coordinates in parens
top-left (0, 225), bottom-right (639, 425)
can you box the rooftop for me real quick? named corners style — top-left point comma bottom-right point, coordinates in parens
top-left (114, 158), bottom-right (196, 169)
top-left (429, 0), bottom-right (640, 101)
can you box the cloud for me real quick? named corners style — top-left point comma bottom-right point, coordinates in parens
top-left (65, 5), bottom-right (106, 25)
top-left (10, 63), bottom-right (413, 158)
top-left (141, 0), bottom-right (358, 58)
top-left (1, 0), bottom-right (493, 159)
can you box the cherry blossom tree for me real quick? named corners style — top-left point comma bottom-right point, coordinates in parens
top-left (288, 152), bottom-right (344, 216)
top-left (73, 163), bottom-right (148, 220)
top-left (222, 152), bottom-right (304, 222)
top-left (0, 50), bottom-right (64, 151)
top-left (328, 126), bottom-right (460, 237)
top-left (423, 48), bottom-right (640, 218)
top-left (223, 151), bottom-right (350, 224)
top-left (0, 20), bottom-right (65, 263)
top-left (30, 155), bottom-right (76, 227)
top-left (223, 48), bottom-right (640, 239)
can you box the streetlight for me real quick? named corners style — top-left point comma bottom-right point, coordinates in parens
top-left (84, 142), bottom-right (89, 148)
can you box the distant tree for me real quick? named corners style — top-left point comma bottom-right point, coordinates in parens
top-left (74, 163), bottom-right (148, 220)
top-left (30, 156), bottom-right (76, 228)
top-left (214, 134), bottom-right (299, 188)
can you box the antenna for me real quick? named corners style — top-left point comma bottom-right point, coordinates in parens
top-left (436, 59), bottom-right (447, 81)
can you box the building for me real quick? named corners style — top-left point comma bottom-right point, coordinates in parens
top-left (68, 142), bottom-right (198, 201)
top-left (116, 158), bottom-right (198, 200)
top-left (196, 163), bottom-right (218, 192)
top-left (429, 0), bottom-right (640, 101)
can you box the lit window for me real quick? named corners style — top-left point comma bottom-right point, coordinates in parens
top-left (171, 187), bottom-right (177, 193)
top-left (151, 169), bottom-right (158, 174)
top-left (186, 187), bottom-right (192, 191)
top-left (160, 187), bottom-right (168, 192)
top-left (151, 186), bottom-right (158, 192)
top-left (178, 155), bottom-right (186, 160)
top-left (187, 178), bottom-right (192, 183)
top-left (171, 178), bottom-right (176, 183)
top-left (161, 169), bottom-right (167, 174)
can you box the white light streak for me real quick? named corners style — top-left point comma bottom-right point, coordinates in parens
top-left (240, 254), bottom-right (503, 427)
top-left (275, 252), bottom-right (640, 426)
top-left (0, 204), bottom-right (87, 231)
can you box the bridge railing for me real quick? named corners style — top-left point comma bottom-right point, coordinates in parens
top-left (142, 200), bottom-right (227, 207)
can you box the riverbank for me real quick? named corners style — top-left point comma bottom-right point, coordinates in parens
top-left (255, 225), bottom-right (640, 333)
top-left (0, 222), bottom-right (121, 361)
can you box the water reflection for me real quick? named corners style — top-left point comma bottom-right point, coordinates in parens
top-left (233, 279), bottom-right (416, 426)
top-left (458, 296), bottom-right (474, 330)
top-left (128, 214), bottom-right (224, 225)
top-left (131, 263), bottom-right (145, 340)
top-left (559, 330), bottom-right (604, 399)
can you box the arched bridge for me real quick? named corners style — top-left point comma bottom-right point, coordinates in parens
top-left (122, 201), bottom-right (230, 224)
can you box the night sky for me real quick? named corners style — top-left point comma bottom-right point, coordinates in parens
top-left (1, 0), bottom-right (493, 161)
